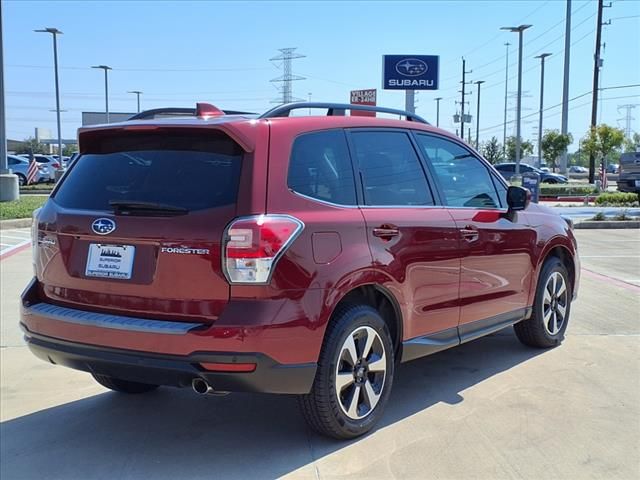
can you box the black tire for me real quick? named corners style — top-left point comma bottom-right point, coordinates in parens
top-left (543, 178), bottom-right (557, 184)
top-left (16, 173), bottom-right (26, 186)
top-left (91, 373), bottom-right (159, 394)
top-left (298, 304), bottom-right (395, 439)
top-left (514, 258), bottom-right (572, 348)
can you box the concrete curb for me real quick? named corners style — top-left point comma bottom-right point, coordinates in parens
top-left (19, 190), bottom-right (52, 195)
top-left (574, 221), bottom-right (640, 229)
top-left (0, 218), bottom-right (32, 229)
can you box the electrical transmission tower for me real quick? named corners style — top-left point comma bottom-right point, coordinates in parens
top-left (617, 104), bottom-right (638, 138)
top-left (270, 48), bottom-right (306, 105)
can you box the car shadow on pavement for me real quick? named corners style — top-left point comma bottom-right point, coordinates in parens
top-left (1, 330), bottom-right (544, 480)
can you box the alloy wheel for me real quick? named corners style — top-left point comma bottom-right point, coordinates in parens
top-left (543, 271), bottom-right (568, 335)
top-left (335, 326), bottom-right (386, 420)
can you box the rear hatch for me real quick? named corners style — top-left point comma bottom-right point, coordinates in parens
top-left (34, 127), bottom-right (247, 324)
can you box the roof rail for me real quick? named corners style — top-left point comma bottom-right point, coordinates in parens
top-left (259, 102), bottom-right (429, 124)
top-left (129, 106), bottom-right (256, 121)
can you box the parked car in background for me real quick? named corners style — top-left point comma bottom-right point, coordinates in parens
top-left (569, 165), bottom-right (588, 173)
top-left (495, 163), bottom-right (569, 184)
top-left (68, 152), bottom-right (80, 166)
top-left (617, 152), bottom-right (640, 193)
top-left (606, 163), bottom-right (619, 174)
top-left (7, 155), bottom-right (47, 185)
top-left (18, 154), bottom-right (60, 182)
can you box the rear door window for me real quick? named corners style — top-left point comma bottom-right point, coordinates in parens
top-left (54, 131), bottom-right (243, 212)
top-left (287, 129), bottom-right (356, 205)
top-left (350, 130), bottom-right (434, 206)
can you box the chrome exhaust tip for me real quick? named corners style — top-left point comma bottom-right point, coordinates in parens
top-left (192, 378), bottom-right (213, 395)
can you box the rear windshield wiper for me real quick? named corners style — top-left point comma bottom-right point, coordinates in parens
top-left (109, 200), bottom-right (188, 216)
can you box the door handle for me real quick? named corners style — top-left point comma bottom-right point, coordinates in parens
top-left (372, 226), bottom-right (400, 240)
top-left (460, 226), bottom-right (479, 242)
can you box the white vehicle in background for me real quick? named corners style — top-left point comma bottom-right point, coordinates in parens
top-left (18, 154), bottom-right (60, 182)
top-left (6, 155), bottom-right (48, 186)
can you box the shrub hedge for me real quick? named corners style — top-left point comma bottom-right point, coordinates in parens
top-left (595, 192), bottom-right (640, 206)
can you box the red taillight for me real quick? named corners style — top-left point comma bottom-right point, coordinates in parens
top-left (223, 215), bottom-right (303, 283)
top-left (52, 162), bottom-right (60, 169)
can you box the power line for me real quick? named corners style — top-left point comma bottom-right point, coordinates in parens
top-left (8, 64), bottom-right (271, 72)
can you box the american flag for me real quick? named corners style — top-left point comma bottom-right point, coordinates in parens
top-left (26, 158), bottom-right (38, 185)
top-left (600, 161), bottom-right (608, 190)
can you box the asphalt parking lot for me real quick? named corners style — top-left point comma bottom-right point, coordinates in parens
top-left (1, 228), bottom-right (638, 480)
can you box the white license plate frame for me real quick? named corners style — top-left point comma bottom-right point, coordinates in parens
top-left (85, 244), bottom-right (135, 280)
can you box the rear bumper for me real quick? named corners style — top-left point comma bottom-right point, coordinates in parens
top-left (616, 179), bottom-right (640, 193)
top-left (21, 325), bottom-right (316, 394)
top-left (20, 278), bottom-right (319, 393)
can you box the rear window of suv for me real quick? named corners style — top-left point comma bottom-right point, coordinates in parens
top-left (54, 130), bottom-right (243, 212)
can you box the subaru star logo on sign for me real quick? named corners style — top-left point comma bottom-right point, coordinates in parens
top-left (383, 55), bottom-right (439, 90)
top-left (91, 218), bottom-right (116, 235)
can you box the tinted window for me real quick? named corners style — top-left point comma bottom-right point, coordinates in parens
top-left (287, 130), bottom-right (356, 205)
top-left (54, 132), bottom-right (242, 212)
top-left (351, 131), bottom-right (433, 206)
top-left (415, 134), bottom-right (501, 209)
top-left (496, 164), bottom-right (515, 172)
top-left (8, 157), bottom-right (21, 165)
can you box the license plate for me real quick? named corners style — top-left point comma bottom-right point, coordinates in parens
top-left (635, 180), bottom-right (640, 187)
top-left (86, 244), bottom-right (135, 279)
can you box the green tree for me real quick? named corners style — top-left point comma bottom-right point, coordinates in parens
top-left (581, 124), bottom-right (626, 165)
top-left (481, 137), bottom-right (503, 164)
top-left (541, 130), bottom-right (573, 172)
top-left (14, 137), bottom-right (48, 155)
top-left (567, 150), bottom-right (589, 167)
top-left (505, 136), bottom-right (533, 161)
top-left (62, 144), bottom-right (77, 156)
top-left (623, 132), bottom-right (640, 153)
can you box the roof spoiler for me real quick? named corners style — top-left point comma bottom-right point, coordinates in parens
top-left (129, 103), bottom-right (256, 120)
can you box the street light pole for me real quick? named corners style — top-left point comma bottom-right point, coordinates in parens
top-left (501, 24), bottom-right (532, 177)
top-left (474, 81), bottom-right (485, 149)
top-left (502, 42), bottom-right (510, 156)
top-left (434, 97), bottom-right (442, 127)
top-left (35, 27), bottom-right (63, 160)
top-left (128, 90), bottom-right (142, 113)
top-left (0, 2), bottom-right (7, 174)
top-left (535, 53), bottom-right (552, 169)
top-left (92, 65), bottom-right (112, 123)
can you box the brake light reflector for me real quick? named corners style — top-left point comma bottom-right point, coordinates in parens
top-left (223, 214), bottom-right (304, 283)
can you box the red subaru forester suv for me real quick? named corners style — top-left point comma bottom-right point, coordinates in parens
top-left (22, 102), bottom-right (579, 439)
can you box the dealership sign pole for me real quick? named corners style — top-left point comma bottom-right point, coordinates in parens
top-left (382, 55), bottom-right (439, 116)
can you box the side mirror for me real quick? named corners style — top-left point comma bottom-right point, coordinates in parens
top-left (506, 186), bottom-right (530, 211)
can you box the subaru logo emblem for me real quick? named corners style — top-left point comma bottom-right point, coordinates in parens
top-left (91, 218), bottom-right (116, 235)
top-left (395, 58), bottom-right (428, 77)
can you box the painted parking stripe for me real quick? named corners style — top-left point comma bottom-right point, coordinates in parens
top-left (0, 234), bottom-right (32, 241)
top-left (0, 240), bottom-right (31, 260)
top-left (581, 268), bottom-right (640, 293)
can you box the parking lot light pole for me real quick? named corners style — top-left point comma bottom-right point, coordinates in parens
top-left (128, 90), bottom-right (142, 113)
top-left (474, 81), bottom-right (484, 149)
top-left (434, 97), bottom-right (442, 127)
top-left (34, 27), bottom-right (63, 161)
top-left (535, 53), bottom-right (552, 168)
top-left (0, 2), bottom-right (20, 202)
top-left (92, 65), bottom-right (112, 123)
top-left (501, 24), bottom-right (532, 177)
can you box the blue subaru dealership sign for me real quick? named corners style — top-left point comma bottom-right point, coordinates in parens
top-left (382, 55), bottom-right (440, 90)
